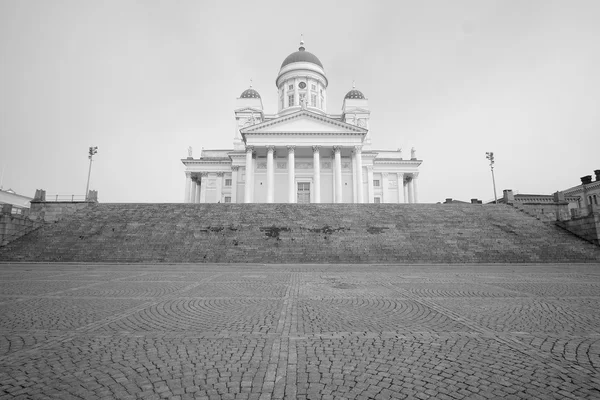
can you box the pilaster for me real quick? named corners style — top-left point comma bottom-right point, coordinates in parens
top-left (367, 166), bottom-right (374, 203)
top-left (216, 172), bottom-right (224, 203)
top-left (244, 146), bottom-right (254, 203)
top-left (200, 172), bottom-right (208, 203)
top-left (382, 173), bottom-right (389, 203)
top-left (231, 166), bottom-right (239, 203)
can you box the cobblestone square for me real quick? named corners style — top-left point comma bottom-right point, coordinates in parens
top-left (1, 263), bottom-right (600, 399)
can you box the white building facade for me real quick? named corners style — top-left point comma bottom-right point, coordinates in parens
top-left (182, 41), bottom-right (422, 204)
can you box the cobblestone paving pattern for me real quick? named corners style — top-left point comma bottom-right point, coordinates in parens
top-left (0, 263), bottom-right (600, 399)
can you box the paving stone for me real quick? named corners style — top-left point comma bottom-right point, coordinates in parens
top-left (0, 263), bottom-right (599, 399)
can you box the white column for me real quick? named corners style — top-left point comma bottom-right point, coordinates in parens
top-left (190, 180), bottom-right (197, 203)
top-left (195, 178), bottom-right (201, 203)
top-left (331, 153), bottom-right (336, 202)
top-left (382, 173), bottom-right (389, 204)
top-left (334, 146), bottom-right (342, 203)
top-left (412, 173), bottom-right (419, 203)
top-left (407, 177), bottom-right (414, 204)
top-left (351, 150), bottom-right (357, 203)
top-left (266, 146), bottom-right (275, 203)
top-left (216, 172), bottom-right (223, 203)
top-left (252, 153), bottom-right (256, 202)
top-left (312, 146), bottom-right (321, 203)
top-left (244, 146), bottom-right (253, 203)
top-left (199, 173), bottom-right (207, 203)
top-left (287, 146), bottom-right (295, 203)
top-left (294, 78), bottom-right (298, 106)
top-left (231, 166), bottom-right (238, 203)
top-left (397, 173), bottom-right (404, 204)
top-left (367, 166), bottom-right (374, 203)
top-left (184, 172), bottom-right (192, 203)
top-left (355, 146), bottom-right (364, 203)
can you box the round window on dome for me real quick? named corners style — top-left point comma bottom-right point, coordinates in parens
top-left (299, 82), bottom-right (306, 89)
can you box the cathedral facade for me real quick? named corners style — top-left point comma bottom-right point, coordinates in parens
top-left (182, 41), bottom-right (421, 204)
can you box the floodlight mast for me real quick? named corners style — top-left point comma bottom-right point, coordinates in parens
top-left (486, 152), bottom-right (497, 204)
top-left (85, 146), bottom-right (98, 200)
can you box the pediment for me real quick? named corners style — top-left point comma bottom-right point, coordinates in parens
top-left (344, 107), bottom-right (371, 114)
top-left (234, 107), bottom-right (263, 114)
top-left (241, 110), bottom-right (367, 135)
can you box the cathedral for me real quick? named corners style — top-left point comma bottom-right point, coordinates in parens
top-left (182, 40), bottom-right (422, 204)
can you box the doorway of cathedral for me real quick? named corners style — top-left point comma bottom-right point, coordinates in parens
top-left (297, 182), bottom-right (310, 204)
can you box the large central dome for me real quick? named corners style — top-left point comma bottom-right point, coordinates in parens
top-left (281, 45), bottom-right (323, 69)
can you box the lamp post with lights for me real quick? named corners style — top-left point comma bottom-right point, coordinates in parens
top-left (85, 146), bottom-right (98, 200)
top-left (486, 152), bottom-right (497, 204)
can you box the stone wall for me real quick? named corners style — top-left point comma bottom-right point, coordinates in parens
top-left (557, 212), bottom-right (600, 246)
top-left (0, 206), bottom-right (43, 246)
top-left (2, 203), bottom-right (600, 263)
top-left (511, 202), bottom-right (571, 222)
top-left (29, 201), bottom-right (94, 223)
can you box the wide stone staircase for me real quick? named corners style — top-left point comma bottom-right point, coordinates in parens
top-left (1, 203), bottom-right (599, 263)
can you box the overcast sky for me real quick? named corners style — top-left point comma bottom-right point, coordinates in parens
top-left (1, 0), bottom-right (599, 203)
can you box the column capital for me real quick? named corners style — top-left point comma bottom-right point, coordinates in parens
top-left (216, 172), bottom-right (224, 177)
top-left (353, 145), bottom-right (362, 154)
top-left (286, 145), bottom-right (296, 154)
top-left (382, 172), bottom-right (389, 177)
top-left (200, 172), bottom-right (209, 177)
top-left (312, 145), bottom-right (321, 153)
top-left (411, 172), bottom-right (419, 179)
top-left (245, 145), bottom-right (254, 153)
top-left (366, 165), bottom-right (373, 172)
top-left (231, 165), bottom-right (240, 171)
top-left (266, 145), bottom-right (275, 153)
top-left (333, 145), bottom-right (342, 153)
top-left (185, 171), bottom-right (192, 178)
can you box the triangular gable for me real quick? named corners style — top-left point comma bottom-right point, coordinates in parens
top-left (234, 107), bottom-right (264, 114)
top-left (344, 107), bottom-right (371, 114)
top-left (241, 110), bottom-right (366, 135)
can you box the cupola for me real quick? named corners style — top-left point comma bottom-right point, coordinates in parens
top-left (276, 36), bottom-right (328, 114)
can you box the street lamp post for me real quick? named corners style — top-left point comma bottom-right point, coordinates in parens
top-left (85, 146), bottom-right (98, 200)
top-left (486, 152), bottom-right (497, 204)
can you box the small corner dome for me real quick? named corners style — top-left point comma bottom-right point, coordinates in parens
top-left (281, 47), bottom-right (324, 69)
top-left (344, 89), bottom-right (365, 99)
top-left (240, 88), bottom-right (261, 99)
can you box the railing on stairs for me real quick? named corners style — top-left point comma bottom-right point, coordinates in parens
top-left (45, 194), bottom-right (88, 202)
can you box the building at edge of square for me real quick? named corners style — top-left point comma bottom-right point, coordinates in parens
top-left (182, 40), bottom-right (422, 204)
